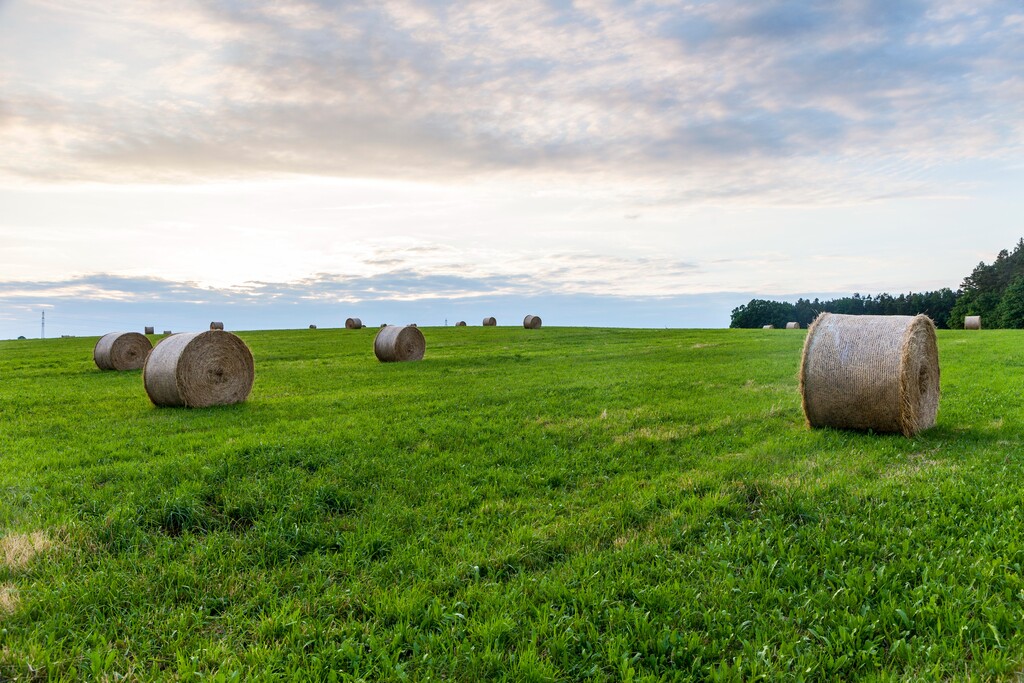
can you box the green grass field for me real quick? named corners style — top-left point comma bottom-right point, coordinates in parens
top-left (1, 326), bottom-right (1023, 681)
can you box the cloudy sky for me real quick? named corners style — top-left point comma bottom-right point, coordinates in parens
top-left (2, 0), bottom-right (1023, 338)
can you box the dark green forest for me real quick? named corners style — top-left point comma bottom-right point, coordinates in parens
top-left (730, 238), bottom-right (1024, 329)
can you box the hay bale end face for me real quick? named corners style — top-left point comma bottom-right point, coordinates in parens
top-left (483, 317), bottom-right (497, 326)
top-left (786, 322), bottom-right (800, 330)
top-left (144, 326), bottom-right (154, 335)
top-left (800, 313), bottom-right (940, 437)
top-left (523, 314), bottom-right (542, 329)
top-left (964, 316), bottom-right (981, 330)
top-left (94, 332), bottom-right (153, 371)
top-left (345, 317), bottom-right (362, 330)
top-left (143, 331), bottom-right (255, 408)
top-left (210, 321), bottom-right (224, 331)
top-left (763, 324), bottom-right (775, 330)
top-left (374, 325), bottom-right (425, 362)
top-left (455, 321), bottom-right (467, 327)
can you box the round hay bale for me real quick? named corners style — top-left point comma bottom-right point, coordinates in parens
top-left (93, 332), bottom-right (153, 371)
top-left (144, 326), bottom-right (154, 335)
top-left (380, 323), bottom-right (387, 328)
top-left (309, 324), bottom-right (317, 330)
top-left (523, 314), bottom-right (542, 329)
top-left (143, 331), bottom-right (255, 408)
top-left (800, 313), bottom-right (939, 437)
top-left (409, 323), bottom-right (418, 327)
top-left (455, 321), bottom-right (467, 327)
top-left (762, 324), bottom-right (775, 330)
top-left (482, 316), bottom-right (497, 326)
top-left (210, 321), bottom-right (224, 331)
top-left (162, 330), bottom-right (172, 335)
top-left (785, 322), bottom-right (800, 330)
top-left (964, 315), bottom-right (981, 330)
top-left (374, 325), bottom-right (425, 362)
top-left (345, 317), bottom-right (362, 330)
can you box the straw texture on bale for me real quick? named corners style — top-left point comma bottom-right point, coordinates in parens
top-left (523, 315), bottom-right (542, 329)
top-left (483, 317), bottom-right (497, 326)
top-left (345, 318), bottom-right (362, 329)
top-left (93, 332), bottom-right (153, 371)
top-left (786, 322), bottom-right (800, 330)
top-left (763, 324), bottom-right (775, 330)
top-left (143, 331), bottom-right (255, 408)
top-left (964, 316), bottom-right (981, 330)
top-left (800, 313), bottom-right (939, 437)
top-left (210, 321), bottom-right (224, 331)
top-left (374, 325), bottom-right (425, 363)
top-left (455, 321), bottom-right (467, 327)
top-left (144, 326), bottom-right (154, 335)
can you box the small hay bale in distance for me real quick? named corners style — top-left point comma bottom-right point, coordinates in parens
top-left (143, 331), bottom-right (255, 408)
top-left (345, 317), bottom-right (363, 329)
top-left (210, 321), bottom-right (224, 331)
top-left (799, 313), bottom-right (939, 437)
top-left (374, 325), bottom-right (425, 363)
top-left (483, 317), bottom-right (497, 326)
top-left (309, 324), bottom-right (317, 330)
top-left (380, 323), bottom-right (387, 328)
top-left (964, 316), bottom-right (981, 330)
top-left (523, 315), bottom-right (542, 329)
top-left (762, 324), bottom-right (775, 330)
top-left (93, 332), bottom-right (153, 371)
top-left (455, 321), bottom-right (467, 327)
top-left (163, 330), bottom-right (172, 335)
top-left (786, 322), bottom-right (800, 330)
top-left (144, 326), bottom-right (154, 335)
top-left (409, 323), bottom-right (418, 327)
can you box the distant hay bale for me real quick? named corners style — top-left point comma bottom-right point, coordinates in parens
top-left (964, 316), bottom-right (981, 330)
top-left (800, 313), bottom-right (940, 437)
top-left (762, 324), bottom-right (775, 330)
top-left (380, 323), bottom-right (387, 328)
top-left (409, 323), bottom-right (418, 327)
top-left (345, 318), bottom-right (362, 329)
top-left (143, 331), bottom-right (255, 408)
top-left (309, 324), bottom-right (317, 330)
top-left (144, 326), bottom-right (154, 335)
top-left (483, 317), bottom-right (497, 326)
top-left (786, 322), bottom-right (800, 330)
top-left (374, 325), bottom-right (425, 362)
top-left (523, 315), bottom-right (542, 329)
top-left (210, 321), bottom-right (224, 331)
top-left (162, 330), bottom-right (172, 335)
top-left (455, 321), bottom-right (467, 327)
top-left (93, 332), bottom-right (153, 371)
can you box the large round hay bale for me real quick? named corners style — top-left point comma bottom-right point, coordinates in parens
top-left (345, 318), bottom-right (362, 329)
top-left (483, 317), bottom-right (497, 326)
top-left (374, 325), bottom-right (425, 362)
top-left (786, 322), bottom-right (800, 330)
top-left (762, 324), bottom-right (775, 330)
top-left (800, 313), bottom-right (939, 437)
top-left (144, 326), bottom-right (154, 335)
top-left (523, 315), bottom-right (542, 329)
top-left (93, 332), bottom-right (153, 371)
top-left (210, 321), bottom-right (224, 331)
top-left (143, 331), bottom-right (255, 407)
top-left (455, 321), bottom-right (467, 327)
top-left (964, 316), bottom-right (981, 330)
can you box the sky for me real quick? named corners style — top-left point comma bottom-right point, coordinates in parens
top-left (1, 0), bottom-right (1023, 338)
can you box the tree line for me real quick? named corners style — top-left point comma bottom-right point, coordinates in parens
top-left (730, 238), bottom-right (1024, 329)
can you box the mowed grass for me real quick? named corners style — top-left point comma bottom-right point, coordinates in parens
top-left (1, 326), bottom-right (1023, 681)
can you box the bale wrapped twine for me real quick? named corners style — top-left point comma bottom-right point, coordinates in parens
top-left (455, 321), bottom-right (467, 327)
top-left (144, 326), bottom-right (154, 335)
top-left (94, 332), bottom-right (153, 371)
top-left (523, 315), bottom-right (542, 329)
top-left (483, 317), bottom-right (497, 326)
top-left (345, 318), bottom-right (362, 329)
top-left (800, 313), bottom-right (940, 437)
top-left (786, 322), bottom-right (800, 330)
top-left (964, 316), bottom-right (981, 330)
top-left (763, 324), bottom-right (775, 330)
top-left (143, 331), bottom-right (255, 407)
top-left (210, 321), bottom-right (224, 331)
top-left (374, 325), bottom-right (425, 362)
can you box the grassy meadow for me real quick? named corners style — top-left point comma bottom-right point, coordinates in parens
top-left (1, 325), bottom-right (1024, 680)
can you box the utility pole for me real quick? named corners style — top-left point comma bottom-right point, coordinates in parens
top-left (41, 310), bottom-right (45, 339)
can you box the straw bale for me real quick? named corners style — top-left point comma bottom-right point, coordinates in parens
top-left (93, 332), bottom-right (153, 371)
top-left (409, 323), bottom-right (418, 327)
top-left (799, 313), bottom-right (939, 437)
top-left (143, 331), bottom-right (255, 408)
top-left (786, 322), bottom-right (800, 330)
top-left (482, 317), bottom-right (497, 326)
top-left (523, 314), bottom-right (542, 329)
top-left (762, 324), bottom-right (775, 330)
top-left (374, 325), bottom-right (425, 362)
top-left (144, 326), bottom-right (154, 335)
top-left (309, 324), bottom-right (317, 330)
top-left (964, 316), bottom-right (981, 330)
top-left (163, 330), bottom-right (172, 335)
top-left (455, 321), bottom-right (467, 327)
top-left (210, 321), bottom-right (224, 331)
top-left (345, 318), bottom-right (363, 329)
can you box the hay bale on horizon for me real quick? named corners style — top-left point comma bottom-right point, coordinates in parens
top-left (800, 313), bottom-right (939, 437)
top-left (455, 321), bottom-right (467, 327)
top-left (483, 317), bottom-right (497, 326)
top-left (374, 325), bottom-right (425, 363)
top-left (380, 323), bottom-right (387, 328)
top-left (144, 326), bottom-right (154, 335)
top-left (143, 331), bottom-right (254, 408)
top-left (93, 332), bottom-right (153, 371)
top-left (309, 324), bottom-right (317, 330)
top-left (409, 323), bottom-right (418, 327)
top-left (210, 321), bottom-right (224, 331)
top-left (345, 317), bottom-right (363, 329)
top-left (763, 324), bottom-right (775, 330)
top-left (523, 314), bottom-right (542, 329)
top-left (964, 315), bottom-right (981, 330)
top-left (786, 322), bottom-right (800, 330)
